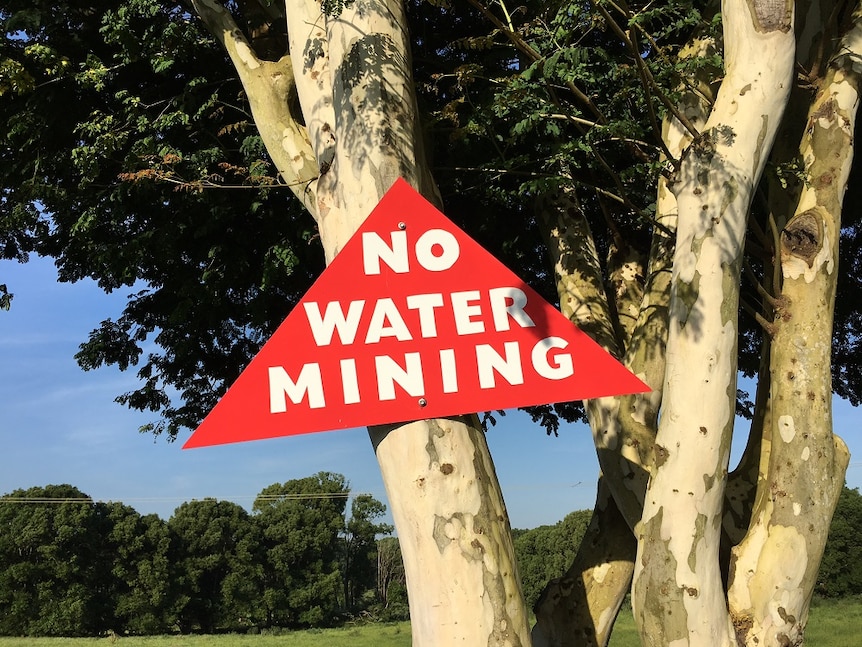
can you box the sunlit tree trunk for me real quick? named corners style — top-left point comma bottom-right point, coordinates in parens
top-left (632, 0), bottom-right (796, 644)
top-left (192, 1), bottom-right (531, 644)
top-left (530, 187), bottom-right (643, 647)
top-left (726, 5), bottom-right (859, 643)
top-left (192, 0), bottom-right (857, 645)
top-left (531, 29), bottom-right (719, 647)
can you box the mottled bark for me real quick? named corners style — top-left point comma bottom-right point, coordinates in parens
top-left (531, 193), bottom-right (637, 647)
top-left (192, 1), bottom-right (859, 645)
top-left (529, 27), bottom-right (725, 644)
top-left (632, 0), bottom-right (795, 644)
top-left (191, 0), bottom-right (320, 217)
top-left (726, 7), bottom-right (859, 644)
top-left (534, 190), bottom-right (657, 533)
top-left (529, 27), bottom-right (721, 644)
top-left (370, 417), bottom-right (529, 646)
top-left (532, 479), bottom-right (636, 647)
top-left (193, 1), bottom-right (532, 644)
top-left (530, 152), bottom-right (675, 646)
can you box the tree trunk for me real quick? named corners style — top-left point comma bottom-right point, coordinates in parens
top-left (532, 479), bottom-right (636, 647)
top-left (726, 5), bottom-right (859, 643)
top-left (190, 0), bottom-right (858, 645)
top-left (632, 0), bottom-right (795, 644)
top-left (371, 417), bottom-right (530, 645)
top-left (530, 28), bottom-right (720, 645)
top-left (193, 1), bottom-right (532, 644)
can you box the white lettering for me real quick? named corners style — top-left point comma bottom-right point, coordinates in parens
top-left (451, 290), bottom-right (485, 335)
top-left (366, 298), bottom-right (413, 343)
top-left (489, 287), bottom-right (535, 331)
top-left (376, 353), bottom-right (425, 400)
top-left (304, 300), bottom-right (364, 346)
top-left (532, 337), bottom-right (573, 380)
top-left (439, 348), bottom-right (458, 393)
top-left (415, 229), bottom-right (460, 271)
top-left (362, 230), bottom-right (409, 275)
top-left (340, 358), bottom-right (360, 404)
top-left (476, 342), bottom-right (524, 388)
top-left (406, 293), bottom-right (444, 337)
top-left (268, 365), bottom-right (325, 412)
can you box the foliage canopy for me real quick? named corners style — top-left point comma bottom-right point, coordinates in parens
top-left (2, 0), bottom-right (860, 438)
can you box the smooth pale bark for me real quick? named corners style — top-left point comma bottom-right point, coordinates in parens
top-left (191, 1), bottom-right (856, 645)
top-left (370, 417), bottom-right (529, 646)
top-left (530, 151), bottom-right (676, 647)
top-left (191, 0), bottom-right (319, 217)
top-left (726, 8), bottom-right (860, 644)
top-left (318, 4), bottom-right (529, 643)
top-left (531, 29), bottom-right (719, 645)
top-left (532, 479), bottom-right (636, 647)
top-left (632, 0), bottom-right (795, 644)
top-left (531, 193), bottom-right (638, 647)
top-left (193, 1), bottom-right (532, 644)
top-left (532, 191), bottom-right (656, 531)
top-left (530, 29), bottom-right (720, 642)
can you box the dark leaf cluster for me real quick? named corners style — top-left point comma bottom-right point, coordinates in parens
top-left (1, 0), bottom-right (324, 439)
top-left (1, 0), bottom-right (860, 443)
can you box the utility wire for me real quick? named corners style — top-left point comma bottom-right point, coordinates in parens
top-left (0, 492), bottom-right (360, 505)
top-left (0, 483), bottom-right (591, 506)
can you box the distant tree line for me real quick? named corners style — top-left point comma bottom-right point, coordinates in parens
top-left (510, 486), bottom-right (862, 612)
top-left (1, 479), bottom-right (859, 637)
top-left (0, 473), bottom-right (405, 637)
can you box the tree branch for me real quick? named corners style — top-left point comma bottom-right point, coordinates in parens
top-left (596, 3), bottom-right (700, 144)
top-left (191, 0), bottom-right (319, 217)
top-left (465, 0), bottom-right (608, 124)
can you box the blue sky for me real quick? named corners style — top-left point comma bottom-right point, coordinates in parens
top-left (1, 255), bottom-right (859, 529)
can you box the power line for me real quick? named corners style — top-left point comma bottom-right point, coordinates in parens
top-left (0, 492), bottom-right (361, 506)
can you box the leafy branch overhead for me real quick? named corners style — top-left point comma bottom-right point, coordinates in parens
top-left (2, 0), bottom-right (860, 436)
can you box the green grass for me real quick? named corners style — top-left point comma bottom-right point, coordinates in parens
top-left (804, 597), bottom-right (862, 647)
top-left (0, 600), bottom-right (859, 646)
top-left (0, 623), bottom-right (411, 647)
top-left (606, 597), bottom-right (862, 647)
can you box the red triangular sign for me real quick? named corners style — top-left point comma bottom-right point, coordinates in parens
top-left (184, 179), bottom-right (649, 448)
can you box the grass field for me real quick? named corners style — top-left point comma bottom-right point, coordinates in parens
top-left (1, 598), bottom-right (859, 646)
top-left (608, 598), bottom-right (862, 647)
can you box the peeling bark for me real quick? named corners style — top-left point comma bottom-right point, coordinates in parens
top-left (727, 7), bottom-right (860, 644)
top-left (193, 2), bottom-right (532, 644)
top-left (633, 0), bottom-right (795, 643)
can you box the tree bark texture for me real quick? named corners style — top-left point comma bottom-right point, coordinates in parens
top-left (192, 1), bottom-right (531, 645)
top-left (192, 0), bottom-right (320, 217)
top-left (726, 5), bottom-right (859, 643)
top-left (532, 479), bottom-right (636, 647)
top-left (530, 30), bottom-right (721, 646)
top-left (190, 0), bottom-right (859, 645)
top-left (632, 0), bottom-right (796, 644)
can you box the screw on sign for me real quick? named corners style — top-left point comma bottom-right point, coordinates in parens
top-left (183, 179), bottom-right (649, 449)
